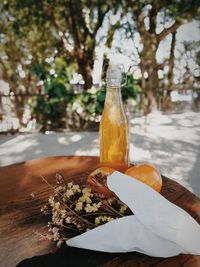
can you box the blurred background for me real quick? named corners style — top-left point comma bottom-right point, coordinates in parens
top-left (0, 0), bottom-right (200, 195)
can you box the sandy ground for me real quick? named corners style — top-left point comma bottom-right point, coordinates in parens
top-left (0, 111), bottom-right (200, 197)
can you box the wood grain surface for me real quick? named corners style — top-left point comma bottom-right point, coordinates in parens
top-left (0, 156), bottom-right (199, 267)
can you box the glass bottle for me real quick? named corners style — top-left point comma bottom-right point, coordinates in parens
top-left (99, 64), bottom-right (129, 172)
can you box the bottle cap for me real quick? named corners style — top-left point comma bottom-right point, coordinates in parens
top-left (106, 63), bottom-right (123, 87)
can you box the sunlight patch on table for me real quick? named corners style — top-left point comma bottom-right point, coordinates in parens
top-left (57, 136), bottom-right (69, 145)
top-left (70, 134), bottom-right (82, 142)
top-left (74, 148), bottom-right (99, 156)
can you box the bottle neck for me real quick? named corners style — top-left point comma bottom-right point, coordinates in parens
top-left (105, 86), bottom-right (123, 106)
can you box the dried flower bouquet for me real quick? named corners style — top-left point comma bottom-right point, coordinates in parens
top-left (40, 173), bottom-right (132, 247)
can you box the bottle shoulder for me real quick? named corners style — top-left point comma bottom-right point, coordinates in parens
top-left (101, 106), bottom-right (128, 123)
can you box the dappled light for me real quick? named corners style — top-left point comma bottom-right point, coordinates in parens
top-left (1, 112), bottom-right (199, 197)
top-left (0, 1), bottom-right (200, 133)
top-left (70, 134), bottom-right (82, 142)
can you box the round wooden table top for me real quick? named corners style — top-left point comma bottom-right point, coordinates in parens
top-left (0, 156), bottom-right (200, 267)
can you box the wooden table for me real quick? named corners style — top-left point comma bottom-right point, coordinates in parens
top-left (0, 156), bottom-right (200, 267)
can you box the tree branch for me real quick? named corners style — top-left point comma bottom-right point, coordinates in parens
top-left (44, 2), bottom-right (72, 54)
top-left (168, 31), bottom-right (176, 89)
top-left (0, 58), bottom-right (9, 82)
top-left (93, 5), bottom-right (111, 36)
top-left (74, 1), bottom-right (91, 41)
top-left (66, 1), bottom-right (81, 48)
top-left (126, 20), bottom-right (140, 58)
top-left (149, 3), bottom-right (158, 33)
top-left (134, 7), bottom-right (147, 37)
top-left (158, 22), bottom-right (180, 41)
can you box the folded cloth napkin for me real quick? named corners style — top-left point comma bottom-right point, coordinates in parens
top-left (67, 171), bottom-right (200, 257)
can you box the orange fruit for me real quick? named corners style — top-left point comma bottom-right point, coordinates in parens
top-left (87, 167), bottom-right (115, 198)
top-left (125, 163), bottom-right (162, 192)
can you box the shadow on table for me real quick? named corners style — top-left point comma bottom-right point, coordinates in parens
top-left (189, 145), bottom-right (200, 198)
top-left (15, 246), bottom-right (198, 267)
top-left (16, 246), bottom-right (120, 267)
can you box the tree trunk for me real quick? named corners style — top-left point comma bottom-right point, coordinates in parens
top-left (77, 55), bottom-right (94, 90)
top-left (130, 2), bottom-right (181, 115)
top-left (133, 4), bottom-right (159, 114)
top-left (140, 35), bottom-right (159, 114)
top-left (163, 31), bottom-right (176, 111)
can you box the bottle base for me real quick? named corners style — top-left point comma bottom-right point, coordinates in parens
top-left (98, 162), bottom-right (129, 173)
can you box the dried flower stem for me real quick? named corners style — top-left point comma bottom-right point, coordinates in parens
top-left (41, 175), bottom-right (96, 227)
top-left (56, 195), bottom-right (96, 228)
top-left (81, 212), bottom-right (114, 217)
top-left (60, 223), bottom-right (83, 233)
top-left (97, 197), bottom-right (123, 217)
top-left (41, 175), bottom-right (56, 190)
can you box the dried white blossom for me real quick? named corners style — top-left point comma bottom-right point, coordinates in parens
top-left (95, 216), bottom-right (114, 225)
top-left (54, 185), bottom-right (65, 194)
top-left (60, 209), bottom-right (67, 218)
top-left (30, 192), bottom-right (35, 198)
top-left (78, 195), bottom-right (92, 204)
top-left (65, 216), bottom-right (71, 223)
top-left (55, 173), bottom-right (64, 184)
top-left (63, 189), bottom-right (74, 201)
top-left (75, 202), bottom-right (83, 211)
top-left (54, 202), bottom-right (60, 210)
top-left (49, 196), bottom-right (55, 207)
top-left (85, 202), bottom-right (101, 213)
top-left (107, 198), bottom-right (114, 205)
top-left (57, 240), bottom-right (63, 247)
top-left (41, 205), bottom-right (49, 214)
top-left (67, 182), bottom-right (73, 188)
top-left (72, 184), bottom-right (81, 193)
top-left (120, 204), bottom-right (128, 214)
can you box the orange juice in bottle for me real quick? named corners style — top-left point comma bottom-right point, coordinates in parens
top-left (100, 64), bottom-right (129, 172)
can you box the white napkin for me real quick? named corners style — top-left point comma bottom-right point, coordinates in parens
top-left (67, 171), bottom-right (200, 257)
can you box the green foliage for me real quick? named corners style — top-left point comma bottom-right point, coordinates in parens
top-left (28, 56), bottom-right (100, 131)
top-left (29, 57), bottom-right (76, 132)
top-left (95, 86), bottom-right (106, 114)
top-left (70, 74), bottom-right (141, 129)
top-left (30, 78), bottom-right (73, 132)
top-left (94, 74), bottom-right (141, 114)
top-left (121, 74), bottom-right (141, 103)
top-left (163, 0), bottom-right (200, 19)
top-left (30, 64), bottom-right (47, 80)
top-left (29, 72), bottom-right (141, 131)
top-left (66, 92), bottom-right (98, 130)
